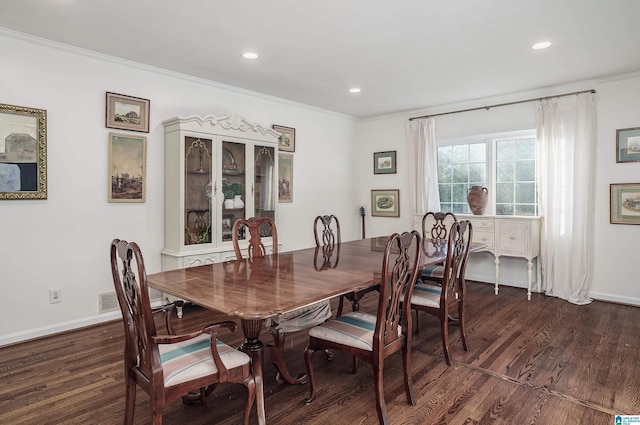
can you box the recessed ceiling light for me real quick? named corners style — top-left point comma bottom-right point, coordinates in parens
top-left (349, 88), bottom-right (361, 93)
top-left (242, 52), bottom-right (259, 60)
top-left (532, 41), bottom-right (551, 50)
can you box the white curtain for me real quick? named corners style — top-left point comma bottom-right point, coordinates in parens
top-left (536, 93), bottom-right (597, 305)
top-left (407, 118), bottom-right (440, 228)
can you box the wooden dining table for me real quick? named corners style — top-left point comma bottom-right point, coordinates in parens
top-left (146, 236), bottom-right (459, 425)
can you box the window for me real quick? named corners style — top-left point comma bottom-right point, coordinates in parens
top-left (437, 130), bottom-right (538, 216)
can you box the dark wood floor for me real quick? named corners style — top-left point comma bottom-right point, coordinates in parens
top-left (1, 281), bottom-right (639, 424)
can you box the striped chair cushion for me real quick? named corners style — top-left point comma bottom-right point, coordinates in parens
top-left (410, 283), bottom-right (442, 308)
top-left (159, 333), bottom-right (250, 387)
top-left (308, 311), bottom-right (402, 351)
top-left (268, 300), bottom-right (332, 333)
top-left (421, 265), bottom-right (444, 279)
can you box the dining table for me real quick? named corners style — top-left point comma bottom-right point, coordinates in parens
top-left (146, 235), bottom-right (467, 425)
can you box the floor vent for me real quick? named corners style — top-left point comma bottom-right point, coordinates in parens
top-left (99, 291), bottom-right (118, 313)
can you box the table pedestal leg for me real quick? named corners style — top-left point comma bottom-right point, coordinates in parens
top-left (239, 318), bottom-right (266, 425)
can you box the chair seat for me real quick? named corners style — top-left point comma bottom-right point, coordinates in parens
top-left (410, 283), bottom-right (442, 309)
top-left (160, 333), bottom-right (251, 387)
top-left (421, 265), bottom-right (444, 279)
top-left (308, 311), bottom-right (403, 351)
top-left (309, 311), bottom-right (376, 351)
top-left (268, 300), bottom-right (332, 334)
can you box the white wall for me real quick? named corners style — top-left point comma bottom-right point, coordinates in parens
top-left (358, 73), bottom-right (640, 305)
top-left (0, 31), bottom-right (362, 344)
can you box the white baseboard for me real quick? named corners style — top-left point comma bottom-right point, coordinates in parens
top-left (587, 291), bottom-right (640, 307)
top-left (0, 299), bottom-right (164, 348)
top-left (0, 311), bottom-right (122, 347)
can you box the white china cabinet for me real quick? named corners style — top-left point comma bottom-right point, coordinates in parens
top-left (162, 114), bottom-right (279, 270)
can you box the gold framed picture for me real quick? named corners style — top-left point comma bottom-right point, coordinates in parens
top-left (0, 102), bottom-right (47, 199)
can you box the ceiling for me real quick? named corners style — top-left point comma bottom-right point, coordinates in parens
top-left (1, 0), bottom-right (639, 119)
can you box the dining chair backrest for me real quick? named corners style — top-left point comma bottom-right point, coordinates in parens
top-left (441, 220), bottom-right (473, 306)
top-left (422, 211), bottom-right (457, 245)
top-left (376, 230), bottom-right (422, 349)
top-left (111, 239), bottom-right (158, 381)
top-left (232, 217), bottom-right (278, 260)
top-left (313, 214), bottom-right (341, 248)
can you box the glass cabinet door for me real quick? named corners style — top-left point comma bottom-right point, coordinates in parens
top-left (184, 137), bottom-right (212, 245)
top-left (253, 144), bottom-right (276, 237)
top-left (221, 141), bottom-right (246, 242)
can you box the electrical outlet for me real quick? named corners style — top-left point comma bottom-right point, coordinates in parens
top-left (50, 288), bottom-right (62, 304)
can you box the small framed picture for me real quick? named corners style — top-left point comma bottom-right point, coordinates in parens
top-left (610, 183), bottom-right (640, 224)
top-left (278, 152), bottom-right (293, 202)
top-left (373, 151), bottom-right (397, 174)
top-left (106, 92), bottom-right (150, 133)
top-left (108, 133), bottom-right (146, 203)
top-left (371, 189), bottom-right (400, 217)
top-left (273, 124), bottom-right (295, 152)
top-left (0, 102), bottom-right (47, 199)
top-left (616, 127), bottom-right (640, 163)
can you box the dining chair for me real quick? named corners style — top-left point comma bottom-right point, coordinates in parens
top-left (232, 217), bottom-right (333, 384)
top-left (415, 211), bottom-right (458, 332)
top-left (314, 214), bottom-right (379, 317)
top-left (419, 211), bottom-right (458, 280)
top-left (303, 231), bottom-right (421, 425)
top-left (110, 239), bottom-right (256, 425)
top-left (410, 220), bottom-right (472, 366)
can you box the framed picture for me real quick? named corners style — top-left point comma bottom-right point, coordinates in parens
top-left (610, 183), bottom-right (640, 224)
top-left (371, 189), bottom-right (399, 217)
top-left (616, 127), bottom-right (640, 163)
top-left (0, 102), bottom-right (47, 199)
top-left (106, 92), bottom-right (150, 133)
top-left (373, 151), bottom-right (397, 174)
top-left (273, 124), bottom-right (295, 152)
top-left (108, 132), bottom-right (146, 203)
top-left (278, 152), bottom-right (293, 202)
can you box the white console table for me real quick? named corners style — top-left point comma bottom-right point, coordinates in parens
top-left (460, 215), bottom-right (542, 300)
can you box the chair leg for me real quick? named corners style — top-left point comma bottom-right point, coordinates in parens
top-left (124, 378), bottom-right (136, 425)
top-left (242, 376), bottom-right (256, 425)
top-left (414, 309), bottom-right (420, 334)
top-left (402, 345), bottom-right (415, 406)
top-left (372, 363), bottom-right (390, 425)
top-left (151, 394), bottom-right (163, 425)
top-left (459, 301), bottom-right (468, 352)
top-left (337, 296), bottom-right (345, 317)
top-left (440, 314), bottom-right (451, 366)
top-left (303, 346), bottom-right (316, 403)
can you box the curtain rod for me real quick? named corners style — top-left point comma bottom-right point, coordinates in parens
top-left (408, 89), bottom-right (596, 121)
